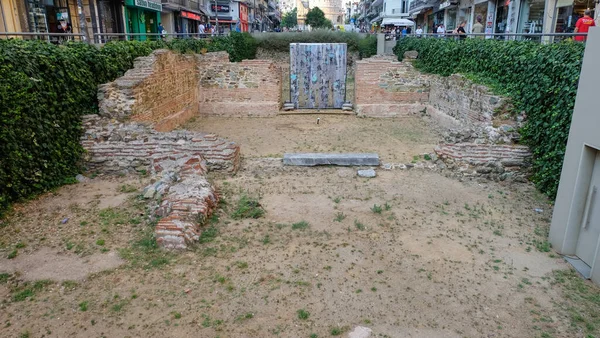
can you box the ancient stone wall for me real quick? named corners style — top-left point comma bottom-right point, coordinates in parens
top-left (98, 49), bottom-right (199, 132)
top-left (197, 54), bottom-right (282, 117)
top-left (81, 114), bottom-right (239, 249)
top-left (81, 115), bottom-right (240, 174)
top-left (428, 74), bottom-right (509, 125)
top-left (435, 143), bottom-right (531, 167)
top-left (150, 157), bottom-right (219, 249)
top-left (354, 55), bottom-right (531, 178)
top-left (98, 50), bottom-right (282, 125)
top-left (355, 56), bottom-right (429, 117)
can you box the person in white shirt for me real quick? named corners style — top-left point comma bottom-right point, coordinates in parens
top-left (437, 24), bottom-right (445, 38)
top-left (416, 25), bottom-right (423, 37)
top-left (198, 23), bottom-right (205, 36)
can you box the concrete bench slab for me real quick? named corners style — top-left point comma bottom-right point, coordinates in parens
top-left (283, 153), bottom-right (380, 166)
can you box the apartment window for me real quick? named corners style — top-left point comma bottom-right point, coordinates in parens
top-left (401, 1), bottom-right (406, 13)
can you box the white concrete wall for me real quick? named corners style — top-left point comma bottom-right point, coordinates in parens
top-left (160, 12), bottom-right (175, 35)
top-left (550, 27), bottom-right (600, 284)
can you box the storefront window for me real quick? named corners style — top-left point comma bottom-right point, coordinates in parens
top-left (98, 0), bottom-right (121, 35)
top-left (473, 3), bottom-right (487, 30)
top-left (555, 2), bottom-right (595, 36)
top-left (495, 1), bottom-right (508, 37)
top-left (432, 10), bottom-right (444, 27)
top-left (517, 0), bottom-right (544, 35)
top-left (27, 0), bottom-right (50, 33)
top-left (446, 8), bottom-right (457, 30)
top-left (27, 0), bottom-right (75, 42)
top-left (458, 7), bottom-right (471, 31)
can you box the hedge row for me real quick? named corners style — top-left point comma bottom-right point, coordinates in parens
top-left (0, 33), bottom-right (255, 217)
top-left (254, 30), bottom-right (378, 58)
top-left (394, 38), bottom-right (585, 199)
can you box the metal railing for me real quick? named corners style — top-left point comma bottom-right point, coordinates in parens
top-left (0, 32), bottom-right (87, 43)
top-left (387, 32), bottom-right (590, 43)
top-left (0, 31), bottom-right (228, 44)
top-left (408, 0), bottom-right (437, 13)
top-left (94, 32), bottom-right (223, 44)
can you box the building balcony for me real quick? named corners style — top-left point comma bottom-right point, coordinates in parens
top-left (162, 0), bottom-right (208, 13)
top-left (408, 0), bottom-right (439, 15)
top-left (162, 0), bottom-right (186, 7)
top-left (367, 6), bottom-right (382, 16)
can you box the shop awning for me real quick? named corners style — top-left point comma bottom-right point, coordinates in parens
top-left (181, 10), bottom-right (207, 21)
top-left (382, 17), bottom-right (415, 26)
top-left (210, 16), bottom-right (236, 24)
top-left (369, 14), bottom-right (382, 24)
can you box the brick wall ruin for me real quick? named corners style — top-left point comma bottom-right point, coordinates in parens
top-left (86, 49), bottom-right (535, 249)
top-left (428, 74), bottom-right (510, 125)
top-left (354, 56), bottom-right (429, 117)
top-left (80, 113), bottom-right (239, 249)
top-left (435, 143), bottom-right (531, 168)
top-left (98, 50), bottom-right (282, 129)
top-left (197, 53), bottom-right (282, 117)
top-left (354, 55), bottom-right (531, 178)
top-left (81, 115), bottom-right (240, 174)
top-left (98, 50), bottom-right (199, 132)
top-left (88, 49), bottom-right (271, 250)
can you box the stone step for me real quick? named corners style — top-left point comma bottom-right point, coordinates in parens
top-left (277, 109), bottom-right (355, 115)
top-left (283, 153), bottom-right (379, 166)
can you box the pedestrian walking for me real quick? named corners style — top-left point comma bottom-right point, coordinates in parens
top-left (472, 16), bottom-right (484, 39)
top-left (158, 22), bottom-right (165, 40)
top-left (198, 22), bottom-right (205, 37)
top-left (401, 26), bottom-right (407, 38)
top-left (416, 25), bottom-right (423, 37)
top-left (574, 10), bottom-right (595, 42)
top-left (437, 24), bottom-right (445, 38)
top-left (457, 21), bottom-right (467, 40)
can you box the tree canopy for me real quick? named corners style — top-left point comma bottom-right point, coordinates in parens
top-left (306, 7), bottom-right (332, 29)
top-left (281, 8), bottom-right (298, 28)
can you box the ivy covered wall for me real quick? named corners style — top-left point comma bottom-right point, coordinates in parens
top-left (394, 38), bottom-right (585, 200)
top-left (0, 33), bottom-right (256, 217)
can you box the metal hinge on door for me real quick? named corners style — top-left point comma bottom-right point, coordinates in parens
top-left (583, 185), bottom-right (597, 229)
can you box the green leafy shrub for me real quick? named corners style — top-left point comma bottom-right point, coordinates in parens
top-left (254, 30), bottom-right (372, 55)
top-left (0, 40), bottom-right (97, 216)
top-left (226, 32), bottom-right (258, 62)
top-left (358, 34), bottom-right (377, 59)
top-left (394, 38), bottom-right (585, 199)
top-left (0, 37), bottom-right (256, 217)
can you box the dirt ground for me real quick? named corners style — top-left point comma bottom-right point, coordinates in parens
top-left (184, 115), bottom-right (438, 162)
top-left (1, 115), bottom-right (599, 338)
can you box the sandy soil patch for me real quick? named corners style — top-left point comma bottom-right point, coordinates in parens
top-left (0, 116), bottom-right (598, 338)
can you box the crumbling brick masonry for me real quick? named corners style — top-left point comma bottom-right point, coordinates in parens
top-left (81, 114), bottom-right (239, 249)
top-left (355, 56), bottom-right (429, 117)
top-left (87, 50), bottom-right (277, 249)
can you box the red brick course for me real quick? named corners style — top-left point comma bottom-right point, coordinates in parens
top-left (355, 57), bottom-right (429, 117)
top-left (81, 115), bottom-right (240, 174)
top-left (435, 143), bottom-right (531, 166)
top-left (197, 55), bottom-right (282, 117)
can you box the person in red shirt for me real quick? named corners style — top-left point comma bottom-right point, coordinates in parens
top-left (574, 10), bottom-right (595, 42)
